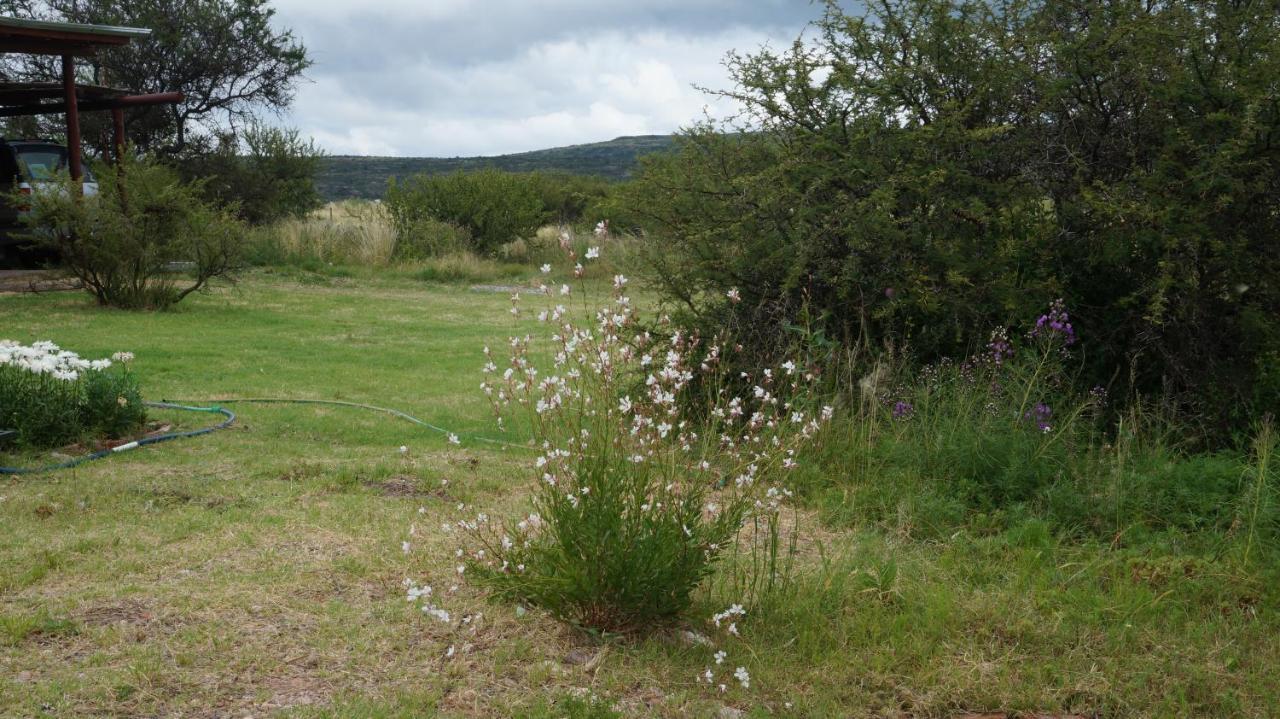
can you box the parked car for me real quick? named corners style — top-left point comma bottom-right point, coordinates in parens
top-left (0, 138), bottom-right (98, 264)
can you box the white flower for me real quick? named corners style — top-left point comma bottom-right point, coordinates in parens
top-left (540, 263), bottom-right (552, 274)
top-left (734, 666), bottom-right (750, 689)
top-left (560, 284), bottom-right (571, 296)
top-left (713, 604), bottom-right (746, 627)
top-left (714, 650), bottom-right (727, 665)
top-left (585, 246), bottom-right (600, 260)
top-left (448, 433), bottom-right (461, 446)
top-left (398, 445), bottom-right (408, 454)
top-left (726, 288), bottom-right (741, 303)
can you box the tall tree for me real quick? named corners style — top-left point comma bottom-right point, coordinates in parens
top-left (621, 0), bottom-right (1280, 434)
top-left (3, 0), bottom-right (309, 156)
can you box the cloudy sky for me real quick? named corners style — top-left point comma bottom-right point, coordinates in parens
top-left (267, 0), bottom-right (820, 157)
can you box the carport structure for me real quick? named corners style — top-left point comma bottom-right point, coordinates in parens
top-left (0, 16), bottom-right (182, 180)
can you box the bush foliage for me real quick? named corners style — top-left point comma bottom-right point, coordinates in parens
top-left (385, 169), bottom-right (545, 256)
top-left (182, 125), bottom-right (325, 225)
top-left (21, 155), bottom-right (246, 310)
top-left (384, 169), bottom-right (612, 257)
top-left (618, 0), bottom-right (1280, 435)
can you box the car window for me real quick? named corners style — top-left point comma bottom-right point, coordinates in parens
top-left (15, 146), bottom-right (95, 182)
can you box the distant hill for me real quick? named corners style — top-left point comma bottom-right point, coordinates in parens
top-left (316, 134), bottom-right (677, 200)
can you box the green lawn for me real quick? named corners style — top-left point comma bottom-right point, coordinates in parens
top-left (2, 272), bottom-right (1277, 717)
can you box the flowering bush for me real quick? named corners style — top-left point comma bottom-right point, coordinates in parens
top-left (0, 340), bottom-right (143, 449)
top-left (456, 253), bottom-right (829, 632)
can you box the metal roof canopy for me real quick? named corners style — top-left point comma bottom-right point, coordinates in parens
top-left (0, 16), bottom-right (182, 180)
top-left (0, 16), bottom-right (148, 55)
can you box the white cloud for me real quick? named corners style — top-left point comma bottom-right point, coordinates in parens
top-left (268, 1), bottom-right (814, 156)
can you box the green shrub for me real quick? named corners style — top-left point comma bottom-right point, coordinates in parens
top-left (385, 169), bottom-right (544, 255)
top-left (526, 171), bottom-right (612, 225)
top-left (392, 216), bottom-right (471, 260)
top-left (181, 125), bottom-right (325, 225)
top-left (20, 155), bottom-right (246, 310)
top-left (0, 341), bottom-right (143, 450)
top-left (623, 0), bottom-right (1280, 436)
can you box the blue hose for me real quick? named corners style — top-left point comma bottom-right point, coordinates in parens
top-left (0, 396), bottom-right (529, 476)
top-left (168, 397), bottom-right (528, 450)
top-left (0, 402), bottom-right (235, 475)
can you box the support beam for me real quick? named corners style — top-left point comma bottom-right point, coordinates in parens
top-left (0, 92), bottom-right (185, 118)
top-left (61, 54), bottom-right (82, 182)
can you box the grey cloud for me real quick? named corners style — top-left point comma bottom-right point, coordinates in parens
top-left (269, 0), bottom-right (823, 155)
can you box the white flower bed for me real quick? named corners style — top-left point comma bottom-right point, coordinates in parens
top-left (0, 339), bottom-right (123, 382)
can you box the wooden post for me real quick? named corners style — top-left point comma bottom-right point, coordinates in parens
top-left (61, 54), bottom-right (82, 182)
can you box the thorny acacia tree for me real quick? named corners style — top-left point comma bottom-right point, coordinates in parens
top-left (620, 0), bottom-right (1280, 434)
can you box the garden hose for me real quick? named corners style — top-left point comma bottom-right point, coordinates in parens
top-left (0, 396), bottom-right (528, 476)
top-left (0, 402), bottom-right (235, 475)
top-left (167, 397), bottom-right (529, 451)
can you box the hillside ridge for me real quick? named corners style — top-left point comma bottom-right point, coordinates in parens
top-left (317, 134), bottom-right (676, 200)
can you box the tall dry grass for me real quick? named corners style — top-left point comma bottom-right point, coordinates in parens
top-left (252, 200), bottom-right (397, 266)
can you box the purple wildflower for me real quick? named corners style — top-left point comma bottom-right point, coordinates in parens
top-left (1030, 299), bottom-right (1076, 346)
top-left (987, 327), bottom-right (1014, 366)
top-left (892, 401), bottom-right (914, 420)
top-left (1089, 385), bottom-right (1108, 407)
top-left (1023, 402), bottom-right (1053, 432)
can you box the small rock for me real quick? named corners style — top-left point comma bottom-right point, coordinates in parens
top-left (681, 629), bottom-right (713, 647)
top-left (563, 647), bottom-right (596, 666)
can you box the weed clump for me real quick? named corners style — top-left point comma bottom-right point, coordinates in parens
top-left (802, 300), bottom-right (1280, 548)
